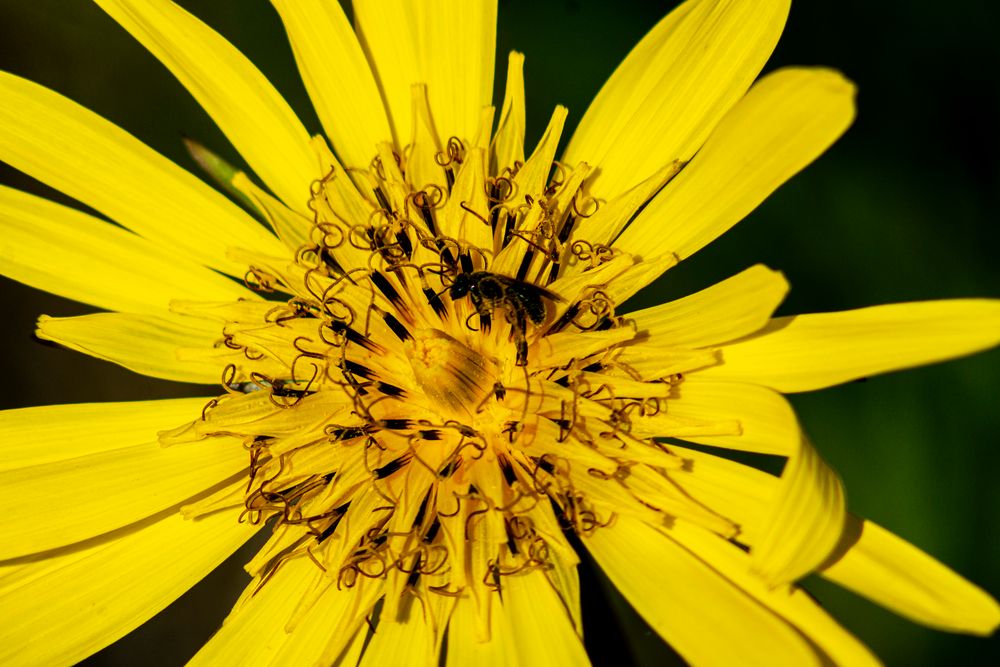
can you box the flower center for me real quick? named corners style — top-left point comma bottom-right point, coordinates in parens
top-left (405, 328), bottom-right (497, 421)
top-left (171, 126), bottom-right (737, 626)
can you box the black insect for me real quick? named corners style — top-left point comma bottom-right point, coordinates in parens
top-left (448, 271), bottom-right (562, 366)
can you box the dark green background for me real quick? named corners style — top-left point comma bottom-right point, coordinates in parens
top-left (1, 1), bottom-right (997, 664)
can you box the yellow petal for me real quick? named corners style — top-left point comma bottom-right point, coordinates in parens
top-left (317, 580), bottom-right (385, 666)
top-left (619, 464), bottom-right (740, 537)
top-left (502, 569), bottom-right (590, 666)
top-left (361, 606), bottom-right (436, 667)
top-left (667, 379), bottom-right (800, 455)
top-left (546, 253), bottom-right (636, 322)
top-left (353, 0), bottom-right (497, 146)
top-left (351, 0), bottom-right (418, 145)
top-left (232, 172), bottom-right (312, 251)
top-left (335, 626), bottom-right (369, 667)
top-left (615, 67), bottom-right (856, 260)
top-left (492, 51), bottom-right (526, 172)
top-left (413, 0), bottom-right (497, 145)
top-left (446, 594), bottom-right (520, 667)
top-left (267, 579), bottom-right (371, 667)
top-left (94, 0), bottom-right (317, 210)
top-left (183, 137), bottom-right (259, 212)
top-left (821, 515), bottom-right (1000, 635)
top-left (613, 346), bottom-right (718, 380)
top-left (626, 264), bottom-right (788, 348)
top-left (546, 549), bottom-right (583, 636)
top-left (36, 312), bottom-right (225, 384)
top-left (701, 299), bottom-right (1000, 392)
top-left (188, 558), bottom-right (310, 667)
top-left (669, 521), bottom-right (881, 667)
top-left (208, 566), bottom-right (380, 667)
top-left (0, 431), bottom-right (245, 559)
top-left (569, 161), bottom-right (683, 249)
top-left (534, 327), bottom-right (636, 369)
top-left (0, 72), bottom-right (284, 276)
top-left (188, 552), bottom-right (317, 666)
top-left (179, 476), bottom-right (244, 520)
top-left (585, 514), bottom-right (821, 667)
top-left (0, 508), bottom-right (255, 667)
top-left (405, 84), bottom-right (448, 193)
top-left (441, 147), bottom-right (492, 250)
top-left (513, 106), bottom-right (567, 203)
top-left (604, 253), bottom-right (680, 306)
top-left (564, 0), bottom-right (790, 198)
top-left (0, 185), bottom-right (254, 313)
top-left (271, 0), bottom-right (392, 168)
top-left (0, 397), bottom-right (212, 471)
top-left (471, 105), bottom-right (496, 152)
top-left (753, 436), bottom-right (846, 585)
top-left (667, 444), bottom-right (777, 546)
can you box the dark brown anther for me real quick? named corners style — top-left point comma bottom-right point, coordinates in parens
top-left (375, 381), bottom-right (406, 398)
top-left (515, 248), bottom-right (535, 282)
top-left (379, 418), bottom-right (413, 430)
top-left (370, 271), bottom-right (405, 310)
top-left (342, 359), bottom-right (376, 380)
top-left (498, 455), bottom-right (518, 486)
top-left (373, 456), bottom-right (410, 479)
top-left (437, 456), bottom-right (461, 479)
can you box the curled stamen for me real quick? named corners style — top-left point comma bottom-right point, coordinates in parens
top-left (488, 174), bottom-right (515, 205)
top-left (369, 154), bottom-right (391, 182)
top-left (483, 561), bottom-right (503, 592)
top-left (315, 221), bottom-right (347, 252)
top-left (464, 506), bottom-right (491, 541)
top-left (337, 564), bottom-right (360, 589)
top-left (428, 585), bottom-right (465, 598)
top-left (436, 492), bottom-right (462, 518)
top-left (354, 551), bottom-right (389, 579)
top-left (459, 201), bottom-right (491, 227)
top-left (200, 397), bottom-right (219, 421)
top-left (572, 191), bottom-right (600, 218)
top-left (410, 184), bottom-right (446, 211)
top-left (496, 490), bottom-right (538, 515)
top-left (434, 136), bottom-right (466, 167)
top-left (581, 380), bottom-right (616, 403)
top-left (292, 336), bottom-right (325, 360)
top-left (572, 289), bottom-right (617, 331)
top-left (602, 360), bottom-right (645, 382)
top-left (243, 266), bottom-right (278, 293)
top-left (222, 334), bottom-right (243, 352)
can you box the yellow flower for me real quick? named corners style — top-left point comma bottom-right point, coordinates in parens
top-left (0, 0), bottom-right (997, 665)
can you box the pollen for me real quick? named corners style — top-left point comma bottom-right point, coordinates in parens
top-left (405, 328), bottom-right (496, 420)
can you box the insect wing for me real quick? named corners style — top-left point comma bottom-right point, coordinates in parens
top-left (516, 281), bottom-right (563, 304)
top-left (504, 278), bottom-right (563, 324)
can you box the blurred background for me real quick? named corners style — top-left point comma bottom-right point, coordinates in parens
top-left (0, 0), bottom-right (997, 664)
